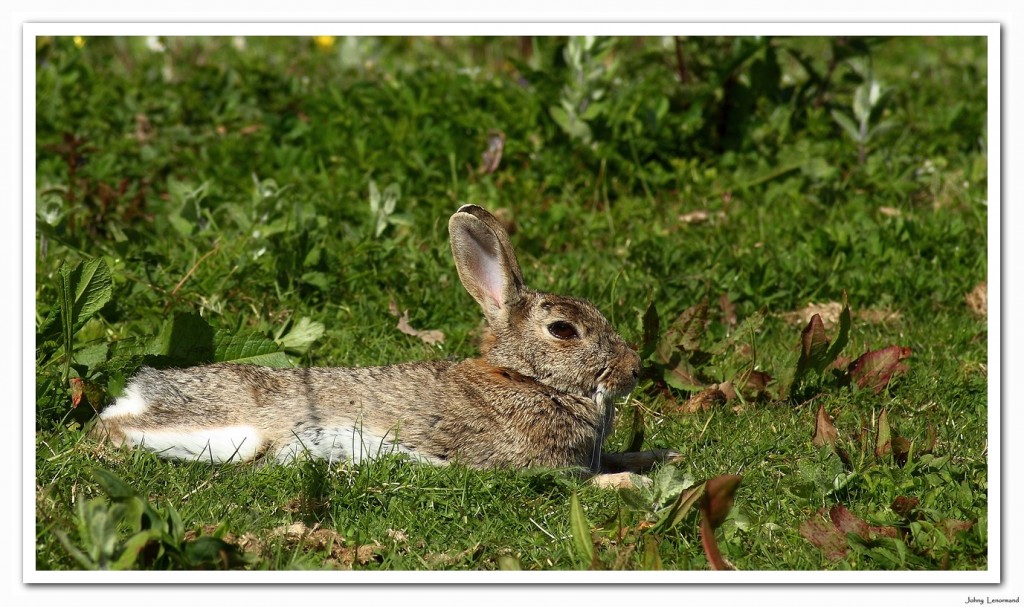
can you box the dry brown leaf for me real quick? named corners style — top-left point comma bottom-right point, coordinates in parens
top-left (681, 387), bottom-right (726, 413)
top-left (784, 302), bottom-right (844, 330)
top-left (479, 130), bottom-right (506, 174)
top-left (388, 299), bottom-right (446, 345)
top-left (134, 113), bottom-right (153, 143)
top-left (855, 308), bottom-right (903, 324)
top-left (878, 206), bottom-right (902, 217)
top-left (812, 404), bottom-right (839, 447)
top-left (800, 505), bottom-right (899, 561)
top-left (679, 210), bottom-right (710, 224)
top-left (591, 472), bottom-right (651, 490)
top-left (966, 281), bottom-right (987, 317)
top-left (271, 522), bottom-right (380, 568)
top-left (396, 311), bottom-right (446, 345)
top-left (718, 292), bottom-right (737, 328)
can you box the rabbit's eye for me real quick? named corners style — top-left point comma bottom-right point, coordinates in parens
top-left (547, 321), bottom-right (579, 340)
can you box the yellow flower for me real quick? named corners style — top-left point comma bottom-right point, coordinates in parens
top-left (73, 36), bottom-right (85, 48)
top-left (313, 36), bottom-right (336, 50)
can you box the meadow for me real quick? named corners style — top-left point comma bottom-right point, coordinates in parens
top-left (34, 35), bottom-right (989, 571)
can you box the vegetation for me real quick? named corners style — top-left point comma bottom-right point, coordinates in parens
top-left (35, 35), bottom-right (988, 571)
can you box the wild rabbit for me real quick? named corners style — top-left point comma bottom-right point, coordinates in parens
top-left (92, 205), bottom-right (671, 473)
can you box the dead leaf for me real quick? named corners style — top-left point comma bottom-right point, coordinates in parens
top-left (736, 369), bottom-right (772, 400)
top-left (848, 346), bottom-right (912, 393)
top-left (69, 378), bottom-right (84, 408)
top-left (784, 302), bottom-right (844, 330)
top-left (812, 404), bottom-right (839, 447)
top-left (388, 300), bottom-right (445, 345)
top-left (271, 522), bottom-right (380, 568)
top-left (239, 123), bottom-right (263, 136)
top-left (396, 310), bottom-right (446, 345)
top-left (718, 292), bottom-right (737, 328)
top-left (134, 113), bottom-right (153, 143)
top-left (800, 505), bottom-right (898, 561)
top-left (699, 475), bottom-right (742, 570)
top-left (591, 472), bottom-right (651, 490)
top-left (878, 206), bottom-right (902, 217)
top-left (479, 130), bottom-right (506, 174)
top-left (939, 519), bottom-right (974, 541)
top-left (855, 308), bottom-right (902, 324)
top-left (966, 281), bottom-right (987, 317)
top-left (891, 496), bottom-right (919, 519)
top-left (681, 387), bottom-right (726, 413)
top-left (678, 210), bottom-right (710, 224)
top-left (702, 475), bottom-right (741, 529)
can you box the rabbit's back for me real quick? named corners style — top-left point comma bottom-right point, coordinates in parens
top-left (94, 360), bottom-right (606, 468)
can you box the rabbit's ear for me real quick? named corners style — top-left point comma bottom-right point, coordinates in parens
top-left (449, 205), bottom-right (525, 321)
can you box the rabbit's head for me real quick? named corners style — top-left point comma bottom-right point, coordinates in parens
top-left (449, 205), bottom-right (640, 403)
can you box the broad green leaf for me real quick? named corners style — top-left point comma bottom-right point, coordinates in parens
top-left (654, 481), bottom-right (705, 534)
top-left (568, 492), bottom-right (595, 567)
top-left (875, 408), bottom-right (892, 457)
top-left (831, 109), bottom-right (862, 143)
top-left (213, 331), bottom-right (292, 367)
top-left (69, 259), bottom-right (113, 331)
top-left (497, 555), bottom-right (522, 570)
top-left (112, 531), bottom-right (157, 570)
top-left (148, 313), bottom-right (215, 363)
top-left (640, 300), bottom-right (660, 360)
top-left (641, 538), bottom-right (664, 570)
top-left (275, 316), bottom-right (326, 354)
top-left (91, 467), bottom-right (138, 501)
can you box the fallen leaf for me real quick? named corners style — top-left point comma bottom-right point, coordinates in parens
top-left (718, 293), bottom-right (738, 328)
top-left (878, 206), bottom-right (902, 217)
top-left (271, 522), bottom-right (380, 568)
top-left (855, 308), bottom-right (903, 324)
top-left (678, 210), bottom-right (710, 224)
top-left (479, 130), bottom-right (506, 174)
top-left (699, 474), bottom-right (742, 570)
top-left (891, 436), bottom-right (912, 466)
top-left (800, 505), bottom-right (898, 561)
top-left (702, 474), bottom-right (742, 529)
top-left (681, 387), bottom-right (726, 413)
top-left (388, 300), bottom-right (446, 345)
top-left (966, 281), bottom-right (987, 317)
top-left (939, 519), bottom-right (974, 541)
top-left (591, 472), bottom-right (650, 490)
top-left (891, 496), bottom-right (919, 519)
top-left (849, 346), bottom-right (912, 393)
top-left (396, 310), bottom-right (446, 345)
top-left (812, 404), bottom-right (839, 447)
top-left (134, 113), bottom-right (153, 143)
top-left (737, 369), bottom-right (772, 399)
top-left (784, 302), bottom-right (844, 330)
top-left (69, 378), bottom-right (84, 408)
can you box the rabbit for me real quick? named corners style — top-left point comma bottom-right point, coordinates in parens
top-left (91, 205), bottom-right (673, 473)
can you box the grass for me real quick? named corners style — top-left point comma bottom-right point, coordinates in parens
top-left (34, 35), bottom-right (989, 572)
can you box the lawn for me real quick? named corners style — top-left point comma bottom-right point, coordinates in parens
top-left (33, 35), bottom-right (989, 572)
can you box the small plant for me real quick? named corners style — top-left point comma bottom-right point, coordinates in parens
top-left (831, 58), bottom-right (896, 163)
top-left (55, 468), bottom-right (253, 570)
top-left (368, 180), bottom-right (412, 238)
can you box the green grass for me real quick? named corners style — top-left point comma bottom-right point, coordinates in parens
top-left (34, 35), bottom-right (989, 571)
